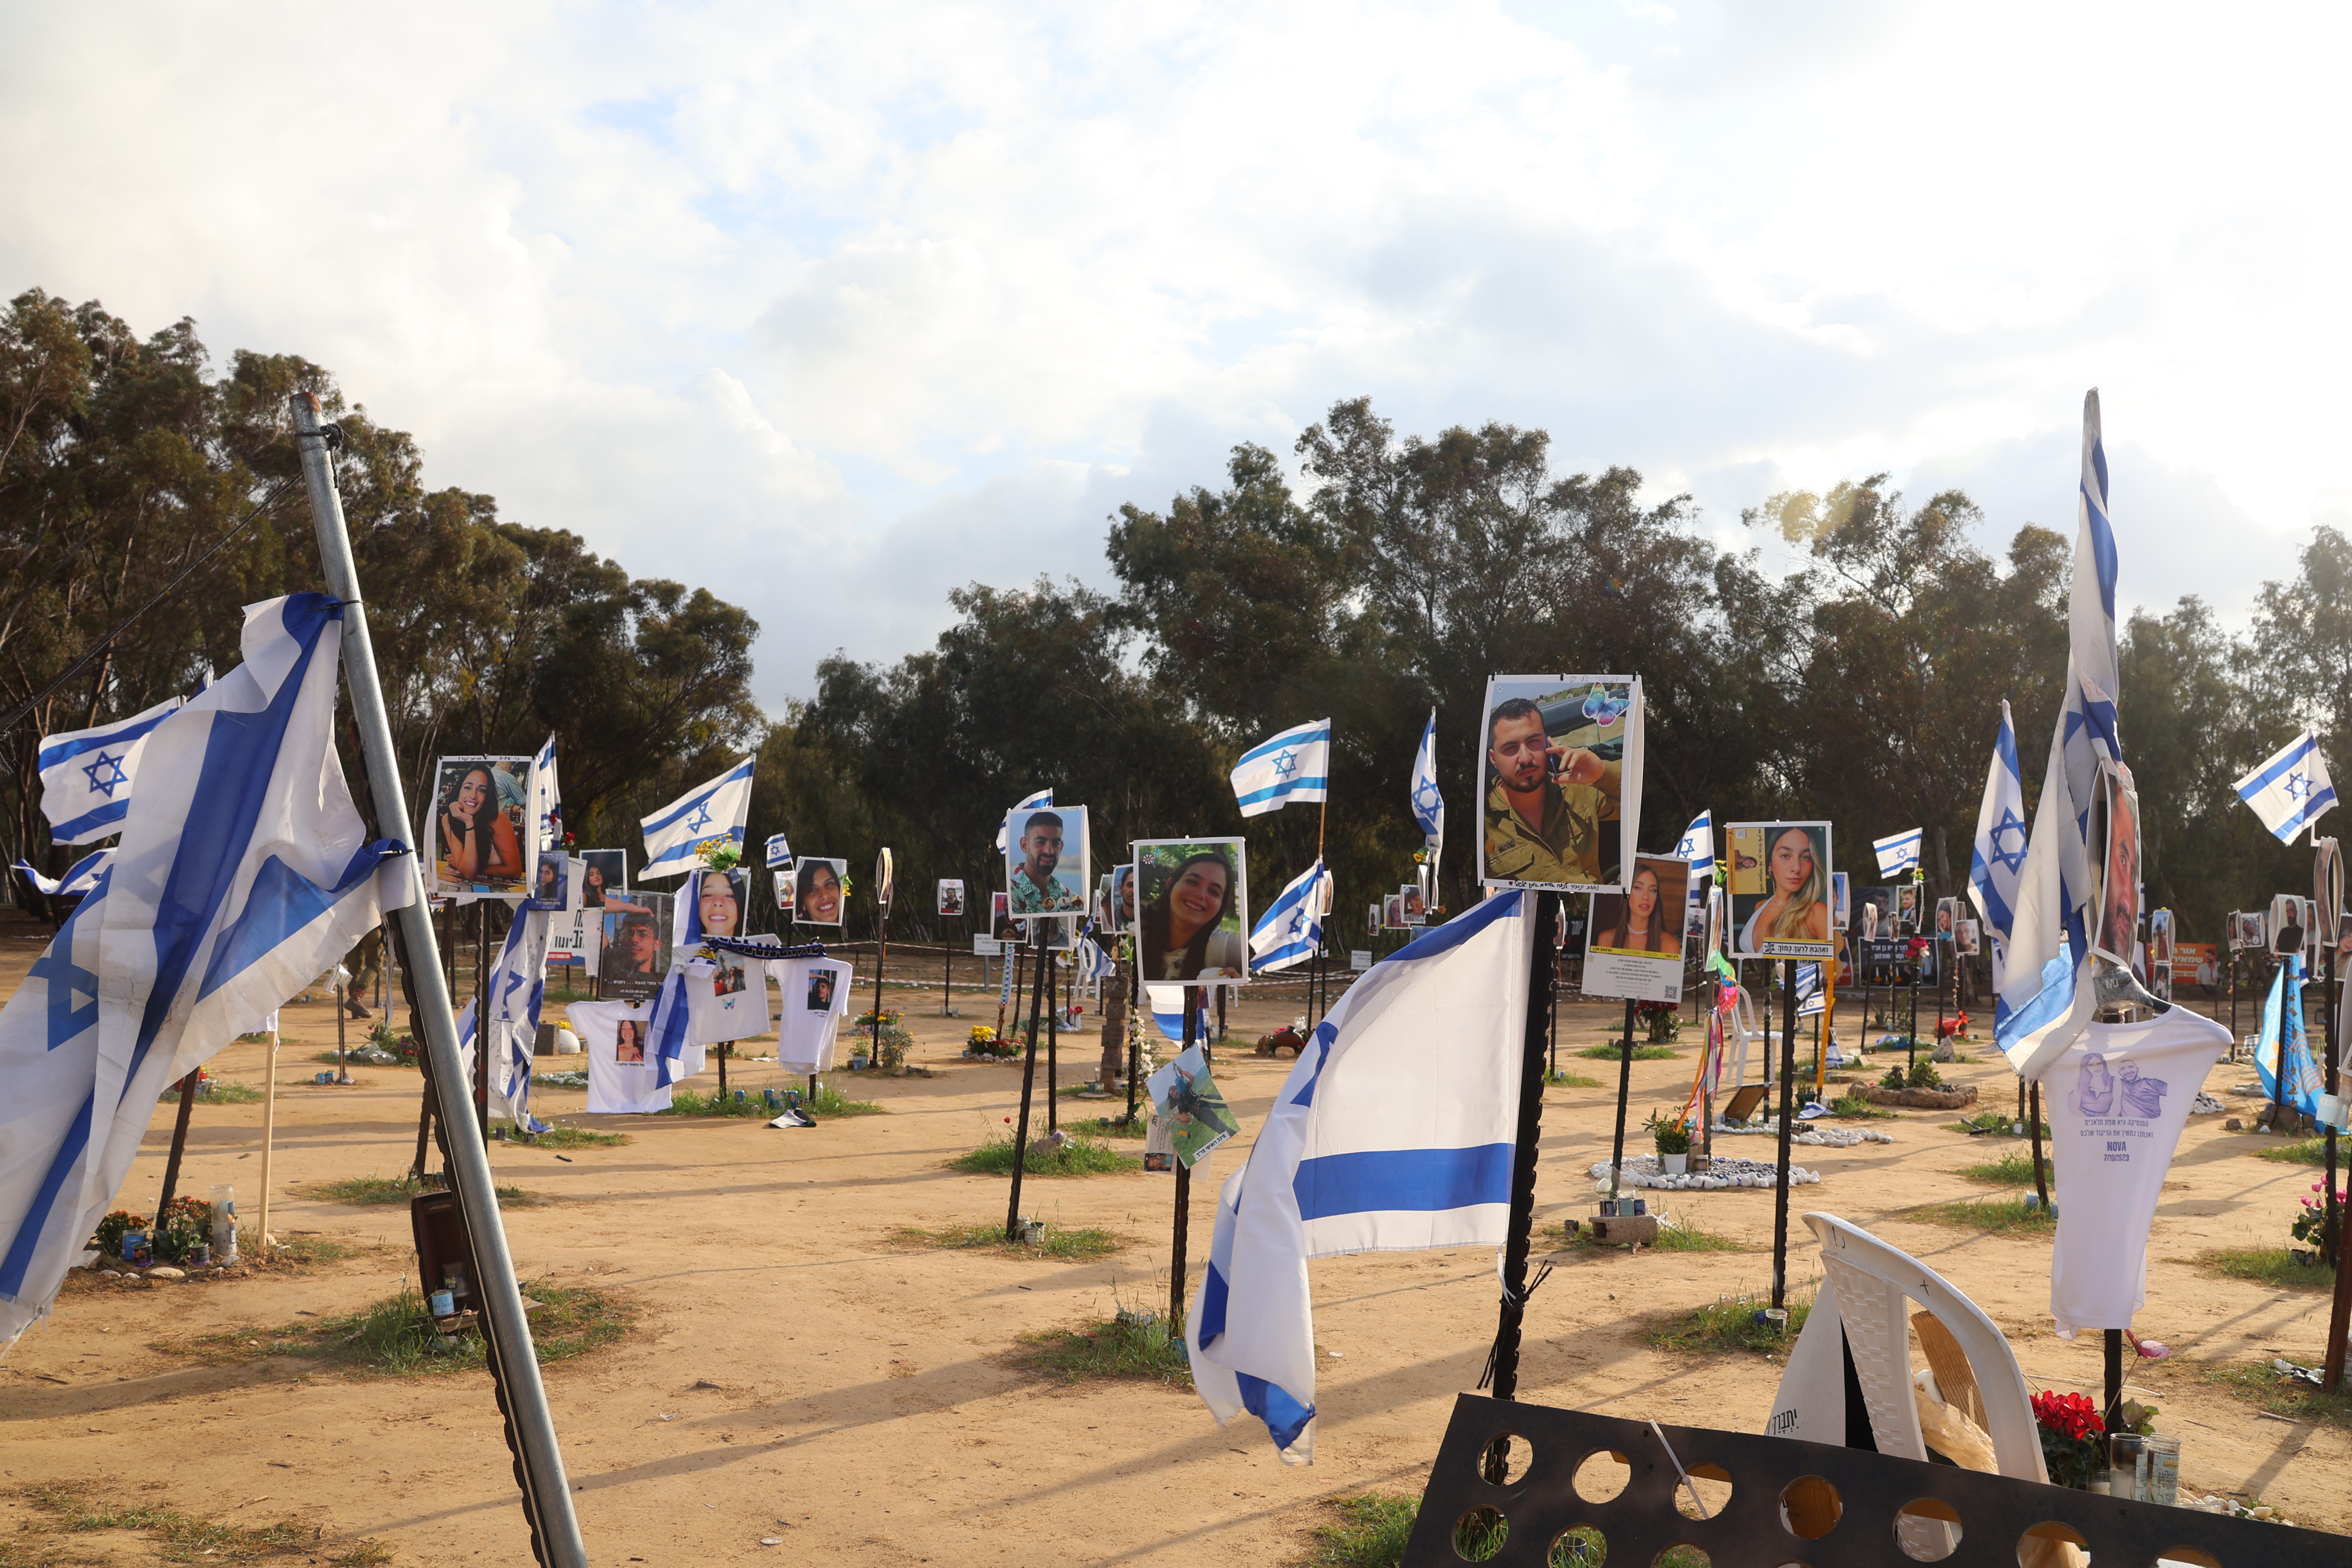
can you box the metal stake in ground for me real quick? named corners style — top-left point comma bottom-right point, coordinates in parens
top-left (475, 900), bottom-right (491, 1141)
top-left (1607, 997), bottom-right (1636, 1203)
top-left (1171, 984), bottom-right (1196, 1330)
top-left (1003, 922), bottom-right (1051, 1240)
top-left (2028, 1080), bottom-right (2049, 1209)
top-left (257, 1021), bottom-right (280, 1249)
top-left (942, 911), bottom-right (958, 1017)
top-left (1045, 937), bottom-right (1060, 1134)
top-left (1486, 889), bottom-right (1562, 1402)
top-left (1770, 958), bottom-right (1799, 1311)
top-left (292, 392), bottom-right (586, 1567)
top-left (155, 1071), bottom-right (200, 1219)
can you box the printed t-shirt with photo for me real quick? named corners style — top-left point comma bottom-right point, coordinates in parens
top-left (772, 957), bottom-right (853, 1073)
top-left (682, 945), bottom-right (778, 1046)
top-left (2045, 1006), bottom-right (2228, 1337)
top-left (567, 999), bottom-right (672, 1114)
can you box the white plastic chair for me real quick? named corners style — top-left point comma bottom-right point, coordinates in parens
top-left (1768, 1213), bottom-right (2046, 1474)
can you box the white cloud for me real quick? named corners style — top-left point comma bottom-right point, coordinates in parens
top-left (4, 0), bottom-right (2345, 707)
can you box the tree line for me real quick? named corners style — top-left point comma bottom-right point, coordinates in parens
top-left (5, 287), bottom-right (2334, 951)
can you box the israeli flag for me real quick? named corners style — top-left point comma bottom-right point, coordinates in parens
top-left (527, 734), bottom-right (560, 851)
top-left (638, 757), bottom-right (755, 878)
top-left (764, 832), bottom-right (793, 870)
top-left (475, 901), bottom-right (556, 1133)
top-left (1145, 982), bottom-right (1190, 1042)
top-left (1076, 926), bottom-right (1118, 982)
top-left (1230, 720), bottom-right (1329, 818)
top-left (14, 850), bottom-right (113, 900)
top-left (994, 789), bottom-right (1052, 854)
top-left (0, 594), bottom-right (409, 1351)
top-left (1187, 890), bottom-right (1533, 1462)
top-left (1250, 858), bottom-right (1331, 974)
top-left (2235, 730), bottom-right (2337, 845)
top-left (1676, 811), bottom-right (1714, 879)
top-left (1873, 828), bottom-right (1922, 877)
top-left (36, 694), bottom-right (183, 845)
top-left (1409, 710), bottom-right (1443, 847)
top-left (1967, 701), bottom-right (2028, 989)
top-left (2000, 390), bottom-right (2121, 1080)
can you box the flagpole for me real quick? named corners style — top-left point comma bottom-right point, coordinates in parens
top-left (292, 393), bottom-right (587, 1568)
top-left (1770, 958), bottom-right (1799, 1311)
top-left (1484, 889), bottom-right (1562, 1402)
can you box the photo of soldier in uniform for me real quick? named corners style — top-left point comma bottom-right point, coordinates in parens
top-left (1478, 675), bottom-right (1640, 892)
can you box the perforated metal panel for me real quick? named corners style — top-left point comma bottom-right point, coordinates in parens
top-left (1400, 1394), bottom-right (2340, 1568)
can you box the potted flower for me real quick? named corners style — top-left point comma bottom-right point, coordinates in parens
top-left (1634, 999), bottom-right (1680, 1044)
top-left (2031, 1390), bottom-right (2105, 1489)
top-left (1647, 1109), bottom-right (1692, 1175)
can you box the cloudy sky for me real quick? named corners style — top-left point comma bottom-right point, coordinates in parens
top-left (6, 1), bottom-right (2344, 707)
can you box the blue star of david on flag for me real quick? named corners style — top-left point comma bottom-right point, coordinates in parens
top-left (1249, 858), bottom-right (1330, 972)
top-left (80, 751), bottom-right (129, 798)
top-left (686, 802), bottom-right (713, 831)
top-left (1272, 749), bottom-right (1298, 779)
top-left (1985, 806), bottom-right (2028, 875)
top-left (639, 757), bottom-right (756, 877)
top-left (2284, 772), bottom-right (2310, 801)
top-left (1408, 708), bottom-right (1445, 847)
top-left (1231, 720), bottom-right (1329, 818)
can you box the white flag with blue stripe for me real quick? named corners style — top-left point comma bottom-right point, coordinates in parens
top-left (1872, 828), bottom-right (1922, 878)
top-left (2235, 730), bottom-right (2337, 845)
top-left (1966, 701), bottom-right (2028, 990)
top-left (2000, 390), bottom-right (2121, 1079)
top-left (1676, 811), bottom-right (1714, 880)
top-left (1145, 982), bottom-right (1190, 1043)
top-left (14, 850), bottom-right (113, 900)
top-left (527, 734), bottom-right (560, 852)
top-left (1409, 710), bottom-right (1443, 848)
top-left (638, 757), bottom-right (754, 878)
top-left (1250, 858), bottom-right (1330, 974)
top-left (0, 594), bottom-right (409, 1352)
top-left (1231, 720), bottom-right (1329, 818)
top-left (36, 694), bottom-right (183, 845)
top-left (1187, 890), bottom-right (1534, 1462)
top-left (763, 832), bottom-right (793, 870)
top-left (993, 789), bottom-right (1051, 854)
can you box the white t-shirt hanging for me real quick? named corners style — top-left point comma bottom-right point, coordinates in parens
top-left (567, 999), bottom-right (672, 1114)
top-left (682, 948), bottom-right (776, 1046)
top-left (772, 957), bottom-right (853, 1073)
top-left (2045, 1005), bottom-right (2227, 1337)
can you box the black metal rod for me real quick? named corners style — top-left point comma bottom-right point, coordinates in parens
top-left (1046, 944), bottom-right (1060, 1133)
top-left (1489, 890), bottom-right (1562, 1402)
top-left (1004, 925), bottom-right (1050, 1240)
top-left (1172, 987), bottom-right (1198, 1330)
top-left (1608, 997), bottom-right (1636, 1201)
top-left (1771, 958), bottom-right (1799, 1311)
top-left (155, 1073), bottom-right (199, 1219)
top-left (2030, 1080), bottom-right (2049, 1208)
top-left (942, 925), bottom-right (955, 1017)
top-left (2103, 1327), bottom-right (2125, 1432)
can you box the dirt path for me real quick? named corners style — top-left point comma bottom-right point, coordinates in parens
top-left (0, 922), bottom-right (2343, 1563)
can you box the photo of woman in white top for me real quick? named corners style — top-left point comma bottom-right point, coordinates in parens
top-left (1736, 824), bottom-right (1831, 953)
top-left (1138, 847), bottom-right (1249, 983)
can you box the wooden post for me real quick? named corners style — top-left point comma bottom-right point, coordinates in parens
top-left (1486, 890), bottom-right (1562, 1402)
top-left (258, 1023), bottom-right (280, 1249)
top-left (1771, 958), bottom-right (1799, 1311)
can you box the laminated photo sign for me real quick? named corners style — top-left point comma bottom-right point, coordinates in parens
top-left (597, 893), bottom-right (673, 1001)
top-left (1478, 674), bottom-right (1643, 893)
top-left (426, 755), bottom-right (531, 899)
top-left (677, 867), bottom-right (750, 945)
top-left (2091, 761), bottom-right (2143, 965)
top-left (1146, 1045), bottom-right (1239, 1168)
top-left (937, 878), bottom-right (966, 917)
top-left (792, 857), bottom-right (848, 927)
top-left (1726, 822), bottom-right (1835, 959)
top-left (1132, 839), bottom-right (1250, 986)
top-left (1004, 803), bottom-right (1089, 916)
top-left (1582, 852), bottom-right (1690, 1004)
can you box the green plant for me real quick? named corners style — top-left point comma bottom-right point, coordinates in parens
top-left (1059, 1114), bottom-right (1146, 1139)
top-left (1012, 1310), bottom-right (1191, 1387)
top-left (2290, 1181), bottom-right (2345, 1262)
top-left (524, 1124), bottom-right (632, 1148)
top-left (300, 1173), bottom-right (535, 1206)
top-left (1567, 1213), bottom-right (1742, 1253)
top-left (12, 1479), bottom-right (393, 1563)
top-left (1830, 1090), bottom-right (1892, 1119)
top-left (1635, 1000), bottom-right (1681, 1043)
top-left (2260, 1138), bottom-right (2331, 1167)
top-left (700, 842), bottom-right (742, 872)
top-left (658, 1082), bottom-right (882, 1118)
top-left (1308, 1492), bottom-right (1419, 1568)
top-left (167, 1280), bottom-right (628, 1377)
top-left (1544, 1069), bottom-right (1600, 1088)
top-left (1946, 1110), bottom-right (2049, 1136)
top-left (92, 1208), bottom-right (149, 1259)
top-left (152, 1195), bottom-right (213, 1264)
top-left (2196, 1246), bottom-right (2338, 1289)
top-left (1647, 1289), bottom-right (1814, 1354)
top-left (890, 1222), bottom-right (1125, 1260)
top-left (1576, 1042), bottom-right (1678, 1060)
top-left (1880, 1063), bottom-right (1909, 1090)
top-left (2032, 1390), bottom-right (2106, 1488)
top-left (949, 1132), bottom-right (1139, 1177)
top-left (1960, 1152), bottom-right (2053, 1187)
top-left (1646, 1108), bottom-right (1691, 1156)
top-left (1907, 1059), bottom-right (1944, 1089)
top-left (2203, 1360), bottom-right (2352, 1432)
top-left (1914, 1195), bottom-right (2056, 1232)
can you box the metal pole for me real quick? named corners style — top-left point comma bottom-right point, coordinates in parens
top-left (258, 1025), bottom-right (279, 1247)
top-left (156, 1072), bottom-right (198, 1219)
top-left (1770, 958), bottom-right (1799, 1311)
top-left (1045, 943), bottom-right (1059, 1134)
top-left (2029, 1080), bottom-right (2049, 1208)
top-left (291, 392), bottom-right (586, 1568)
top-left (336, 980), bottom-right (349, 1083)
top-left (1004, 924), bottom-right (1050, 1239)
top-left (1608, 998), bottom-right (1636, 1201)
top-left (1171, 989), bottom-right (1196, 1330)
top-left (1487, 890), bottom-right (1561, 1401)
top-left (943, 925), bottom-right (954, 1017)
top-left (474, 901), bottom-right (490, 1141)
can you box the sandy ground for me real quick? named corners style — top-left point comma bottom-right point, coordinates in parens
top-left (0, 920), bottom-right (2345, 1565)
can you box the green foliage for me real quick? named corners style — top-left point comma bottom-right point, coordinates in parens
top-left (1960, 1152), bottom-right (2053, 1187)
top-left (1648, 1289), bottom-right (1815, 1354)
top-left (2259, 1138), bottom-right (2330, 1166)
top-left (1915, 1195), bottom-right (2057, 1233)
top-left (658, 1082), bottom-right (880, 1118)
top-left (91, 1208), bottom-right (147, 1259)
top-left (1576, 1042), bottom-right (1678, 1060)
top-left (890, 1222), bottom-right (1125, 1260)
top-left (170, 1282), bottom-right (628, 1378)
top-left (1646, 1109), bottom-right (1691, 1155)
top-left (1907, 1059), bottom-right (1944, 1089)
top-left (300, 1173), bottom-right (534, 1206)
top-left (1947, 1110), bottom-right (2049, 1137)
top-left (2203, 1361), bottom-right (2352, 1432)
top-left (1830, 1090), bottom-right (1892, 1119)
top-left (1306, 1493), bottom-right (1420, 1568)
top-left (12, 1479), bottom-right (394, 1563)
top-left (1566, 1214), bottom-right (1742, 1253)
top-left (1059, 1114), bottom-right (1147, 1139)
top-left (522, 1124), bottom-right (632, 1148)
top-left (949, 1133), bottom-right (1140, 1177)
top-left (1544, 1069), bottom-right (1601, 1088)
top-left (1012, 1312), bottom-right (1192, 1387)
top-left (152, 1195), bottom-right (213, 1264)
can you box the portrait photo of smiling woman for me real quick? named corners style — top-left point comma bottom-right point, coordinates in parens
top-left (1726, 821), bottom-right (1835, 959)
top-left (1133, 838), bottom-right (1250, 985)
top-left (429, 755), bottom-right (529, 897)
